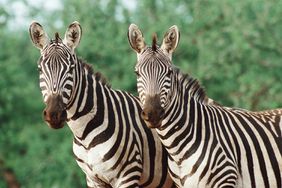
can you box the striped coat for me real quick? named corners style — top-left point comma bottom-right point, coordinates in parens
top-left (128, 23), bottom-right (282, 188)
top-left (29, 21), bottom-right (175, 188)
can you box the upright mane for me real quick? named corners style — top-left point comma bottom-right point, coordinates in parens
top-left (174, 67), bottom-right (210, 104)
top-left (50, 32), bottom-right (62, 44)
top-left (152, 33), bottom-right (158, 51)
top-left (78, 58), bottom-right (110, 88)
top-left (55, 32), bottom-right (60, 43)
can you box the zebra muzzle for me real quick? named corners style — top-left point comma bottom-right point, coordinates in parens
top-left (141, 95), bottom-right (165, 128)
top-left (141, 110), bottom-right (164, 128)
top-left (43, 94), bottom-right (67, 129)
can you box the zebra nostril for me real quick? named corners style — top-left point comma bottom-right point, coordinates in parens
top-left (141, 111), bottom-right (149, 121)
top-left (50, 112), bottom-right (58, 121)
top-left (60, 110), bottom-right (67, 120)
top-left (43, 109), bottom-right (52, 123)
top-left (147, 112), bottom-right (152, 120)
top-left (43, 110), bottom-right (47, 117)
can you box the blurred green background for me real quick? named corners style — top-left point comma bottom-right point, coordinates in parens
top-left (1, 0), bottom-right (282, 187)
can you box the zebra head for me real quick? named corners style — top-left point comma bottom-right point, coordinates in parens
top-left (29, 21), bottom-right (82, 129)
top-left (128, 24), bottom-right (180, 128)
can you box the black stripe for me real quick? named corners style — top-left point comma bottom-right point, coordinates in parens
top-left (212, 108), bottom-right (234, 163)
top-left (179, 101), bottom-right (202, 163)
top-left (79, 81), bottom-right (104, 140)
top-left (67, 63), bottom-right (81, 109)
top-left (72, 73), bottom-right (93, 120)
top-left (103, 91), bottom-right (124, 161)
top-left (230, 113), bottom-right (256, 187)
top-left (249, 116), bottom-right (281, 188)
top-left (237, 113), bottom-right (270, 187)
top-left (71, 70), bottom-right (87, 120)
top-left (189, 105), bottom-right (211, 176)
top-left (221, 109), bottom-right (242, 175)
top-left (164, 91), bottom-right (187, 148)
top-left (117, 136), bottom-right (141, 179)
top-left (156, 147), bottom-right (170, 188)
top-left (200, 137), bottom-right (217, 181)
top-left (86, 87), bottom-right (115, 147)
top-left (172, 100), bottom-right (195, 157)
top-left (212, 169), bottom-right (237, 188)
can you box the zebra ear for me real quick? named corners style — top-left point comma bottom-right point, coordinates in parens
top-left (161, 25), bottom-right (180, 58)
top-left (128, 24), bottom-right (146, 54)
top-left (29, 21), bottom-right (49, 50)
top-left (63, 21), bottom-right (82, 50)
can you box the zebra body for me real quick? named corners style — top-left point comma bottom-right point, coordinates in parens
top-left (67, 71), bottom-right (171, 187)
top-left (128, 24), bottom-right (282, 187)
top-left (29, 21), bottom-right (174, 188)
top-left (159, 70), bottom-right (282, 187)
top-left (68, 79), bottom-right (170, 187)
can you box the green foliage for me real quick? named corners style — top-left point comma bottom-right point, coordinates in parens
top-left (0, 122), bottom-right (86, 187)
top-left (1, 0), bottom-right (282, 187)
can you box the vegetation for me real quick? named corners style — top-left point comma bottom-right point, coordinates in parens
top-left (0, 0), bottom-right (282, 187)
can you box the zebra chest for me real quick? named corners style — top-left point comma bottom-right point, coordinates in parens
top-left (166, 146), bottom-right (214, 187)
top-left (167, 158), bottom-right (201, 187)
top-left (72, 142), bottom-right (110, 182)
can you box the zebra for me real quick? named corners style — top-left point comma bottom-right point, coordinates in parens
top-left (128, 24), bottom-right (282, 188)
top-left (29, 21), bottom-right (175, 188)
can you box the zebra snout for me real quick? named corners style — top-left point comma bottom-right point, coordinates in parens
top-left (43, 94), bottom-right (67, 129)
top-left (141, 108), bottom-right (165, 129)
top-left (141, 95), bottom-right (165, 128)
top-left (43, 109), bottom-right (67, 129)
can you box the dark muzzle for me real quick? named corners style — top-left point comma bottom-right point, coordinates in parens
top-left (141, 95), bottom-right (165, 128)
top-left (43, 94), bottom-right (67, 129)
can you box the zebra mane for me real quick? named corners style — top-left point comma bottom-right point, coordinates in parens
top-left (152, 33), bottom-right (158, 51)
top-left (50, 32), bottom-right (62, 44)
top-left (174, 67), bottom-right (210, 104)
top-left (78, 58), bottom-right (111, 88)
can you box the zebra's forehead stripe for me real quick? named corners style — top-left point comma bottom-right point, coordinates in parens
top-left (137, 50), bottom-right (171, 93)
top-left (38, 41), bottom-right (76, 102)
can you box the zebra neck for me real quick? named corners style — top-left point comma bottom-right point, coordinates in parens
top-left (157, 72), bottom-right (212, 162)
top-left (66, 63), bottom-right (109, 139)
top-left (162, 70), bottom-right (205, 126)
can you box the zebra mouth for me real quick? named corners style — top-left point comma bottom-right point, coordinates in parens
top-left (144, 119), bottom-right (163, 129)
top-left (141, 110), bottom-right (164, 129)
top-left (45, 118), bottom-right (66, 129)
top-left (141, 94), bottom-right (165, 129)
top-left (43, 94), bottom-right (67, 129)
top-left (46, 121), bottom-right (65, 129)
top-left (43, 110), bottom-right (67, 129)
